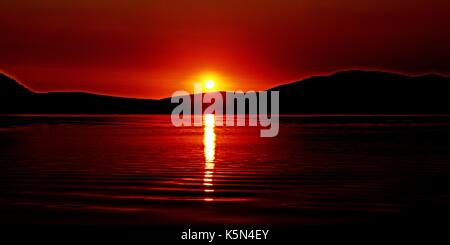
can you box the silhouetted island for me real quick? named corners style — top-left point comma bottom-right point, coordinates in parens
top-left (1, 70), bottom-right (449, 114)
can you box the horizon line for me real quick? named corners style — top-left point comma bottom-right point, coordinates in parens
top-left (1, 67), bottom-right (449, 101)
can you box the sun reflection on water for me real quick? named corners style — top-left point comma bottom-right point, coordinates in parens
top-left (203, 114), bottom-right (216, 201)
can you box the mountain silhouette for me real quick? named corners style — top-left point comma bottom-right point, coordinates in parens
top-left (0, 73), bottom-right (170, 114)
top-left (0, 73), bottom-right (33, 96)
top-left (1, 70), bottom-right (449, 114)
top-left (271, 70), bottom-right (450, 114)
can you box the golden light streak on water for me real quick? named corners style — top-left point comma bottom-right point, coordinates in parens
top-left (203, 114), bottom-right (216, 201)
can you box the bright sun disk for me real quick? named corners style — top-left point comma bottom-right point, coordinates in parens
top-left (205, 80), bottom-right (215, 90)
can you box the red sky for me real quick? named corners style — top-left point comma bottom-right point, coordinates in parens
top-left (1, 0), bottom-right (449, 98)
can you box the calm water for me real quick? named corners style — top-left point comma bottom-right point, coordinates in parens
top-left (1, 115), bottom-right (450, 224)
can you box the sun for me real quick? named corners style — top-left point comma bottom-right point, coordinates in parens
top-left (204, 80), bottom-right (215, 90)
top-left (196, 71), bottom-right (224, 91)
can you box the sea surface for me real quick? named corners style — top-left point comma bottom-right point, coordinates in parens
top-left (1, 115), bottom-right (450, 224)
